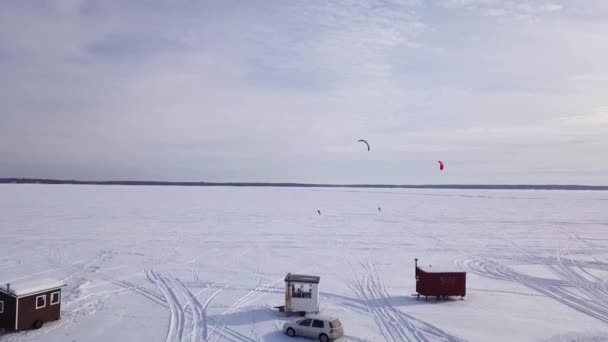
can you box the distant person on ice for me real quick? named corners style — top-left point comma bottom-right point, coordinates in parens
top-left (317, 210), bottom-right (321, 215)
top-left (378, 207), bottom-right (382, 212)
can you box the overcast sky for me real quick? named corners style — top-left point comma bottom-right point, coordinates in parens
top-left (1, 1), bottom-right (607, 184)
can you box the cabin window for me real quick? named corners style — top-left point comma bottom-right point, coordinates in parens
top-left (0, 300), bottom-right (4, 313)
top-left (50, 291), bottom-right (61, 305)
top-left (36, 295), bottom-right (46, 309)
top-left (291, 283), bottom-right (312, 298)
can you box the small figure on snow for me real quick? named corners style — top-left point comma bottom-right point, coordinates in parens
top-left (317, 209), bottom-right (321, 215)
top-left (378, 207), bottom-right (382, 212)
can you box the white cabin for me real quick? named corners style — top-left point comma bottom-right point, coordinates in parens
top-left (284, 273), bottom-right (320, 314)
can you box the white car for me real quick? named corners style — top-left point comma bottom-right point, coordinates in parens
top-left (283, 315), bottom-right (344, 342)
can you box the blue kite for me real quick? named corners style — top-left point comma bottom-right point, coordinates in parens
top-left (357, 139), bottom-right (370, 151)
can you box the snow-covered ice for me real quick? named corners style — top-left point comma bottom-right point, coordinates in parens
top-left (1, 185), bottom-right (608, 341)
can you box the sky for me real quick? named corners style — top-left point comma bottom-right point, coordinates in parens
top-left (1, 0), bottom-right (607, 184)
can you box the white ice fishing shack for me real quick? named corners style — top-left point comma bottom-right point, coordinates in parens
top-left (275, 273), bottom-right (320, 315)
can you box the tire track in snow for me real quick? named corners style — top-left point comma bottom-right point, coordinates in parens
top-left (351, 262), bottom-right (466, 342)
top-left (351, 264), bottom-right (419, 341)
top-left (45, 248), bottom-right (122, 331)
top-left (554, 247), bottom-right (608, 320)
top-left (210, 277), bottom-right (283, 342)
top-left (192, 258), bottom-right (201, 283)
top-left (112, 277), bottom-right (168, 307)
top-left (145, 271), bottom-right (249, 342)
top-left (175, 279), bottom-right (205, 342)
top-left (48, 253), bottom-right (244, 342)
top-left (571, 234), bottom-right (608, 265)
top-left (505, 237), bottom-right (608, 323)
top-left (52, 250), bottom-right (255, 342)
top-left (457, 256), bottom-right (608, 324)
top-left (178, 280), bottom-right (227, 342)
top-left (207, 317), bottom-right (256, 342)
top-left (146, 270), bottom-right (185, 342)
top-left (543, 332), bottom-right (608, 342)
top-left (565, 234), bottom-right (608, 281)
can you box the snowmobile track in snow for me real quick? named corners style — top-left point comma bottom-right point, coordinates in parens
top-left (144, 270), bottom-right (251, 342)
top-left (146, 270), bottom-right (186, 342)
top-left (351, 262), bottom-right (466, 342)
top-left (210, 277), bottom-right (282, 342)
top-left (457, 255), bottom-right (608, 324)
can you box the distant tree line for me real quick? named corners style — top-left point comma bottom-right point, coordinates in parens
top-left (1, 178), bottom-right (607, 190)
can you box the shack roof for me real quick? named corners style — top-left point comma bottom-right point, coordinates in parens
top-left (417, 265), bottom-right (465, 273)
top-left (1, 278), bottom-right (66, 298)
top-left (285, 273), bottom-right (320, 284)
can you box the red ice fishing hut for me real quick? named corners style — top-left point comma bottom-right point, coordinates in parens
top-left (0, 279), bottom-right (66, 332)
top-left (415, 258), bottom-right (466, 301)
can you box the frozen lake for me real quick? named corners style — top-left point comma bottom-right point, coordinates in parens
top-left (1, 185), bottom-right (608, 341)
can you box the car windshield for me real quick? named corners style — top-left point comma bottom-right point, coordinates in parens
top-left (329, 319), bottom-right (342, 328)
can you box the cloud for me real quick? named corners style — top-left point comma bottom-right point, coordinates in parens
top-left (0, 0), bottom-right (607, 184)
top-left (436, 0), bottom-right (563, 19)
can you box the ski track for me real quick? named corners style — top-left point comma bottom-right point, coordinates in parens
top-left (351, 262), bottom-right (466, 342)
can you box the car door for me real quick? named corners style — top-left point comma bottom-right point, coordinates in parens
top-left (311, 319), bottom-right (325, 338)
top-left (296, 318), bottom-right (313, 337)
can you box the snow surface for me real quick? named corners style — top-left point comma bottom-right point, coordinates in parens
top-left (1, 278), bottom-right (65, 297)
top-left (1, 185), bottom-right (608, 341)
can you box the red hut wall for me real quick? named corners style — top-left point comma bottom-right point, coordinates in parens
top-left (16, 291), bottom-right (61, 331)
top-left (416, 268), bottom-right (466, 297)
top-left (0, 292), bottom-right (17, 331)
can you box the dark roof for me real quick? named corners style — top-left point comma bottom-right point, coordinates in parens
top-left (285, 273), bottom-right (320, 284)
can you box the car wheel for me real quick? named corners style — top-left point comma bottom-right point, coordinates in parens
top-left (286, 328), bottom-right (295, 337)
top-left (33, 320), bottom-right (43, 329)
top-left (319, 333), bottom-right (329, 342)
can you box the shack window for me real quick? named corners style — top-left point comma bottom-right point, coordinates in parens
top-left (36, 295), bottom-right (46, 309)
top-left (0, 300), bottom-right (4, 313)
top-left (50, 291), bottom-right (61, 305)
top-left (291, 283), bottom-right (312, 298)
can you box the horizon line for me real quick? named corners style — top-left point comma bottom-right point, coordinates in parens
top-left (1, 178), bottom-right (607, 190)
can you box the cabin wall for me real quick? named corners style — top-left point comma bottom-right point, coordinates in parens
top-left (311, 283), bottom-right (319, 310)
top-left (285, 282), bottom-right (292, 312)
top-left (416, 269), bottom-right (466, 297)
top-left (16, 290), bottom-right (61, 331)
top-left (0, 292), bottom-right (16, 331)
top-left (287, 282), bottom-right (319, 313)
